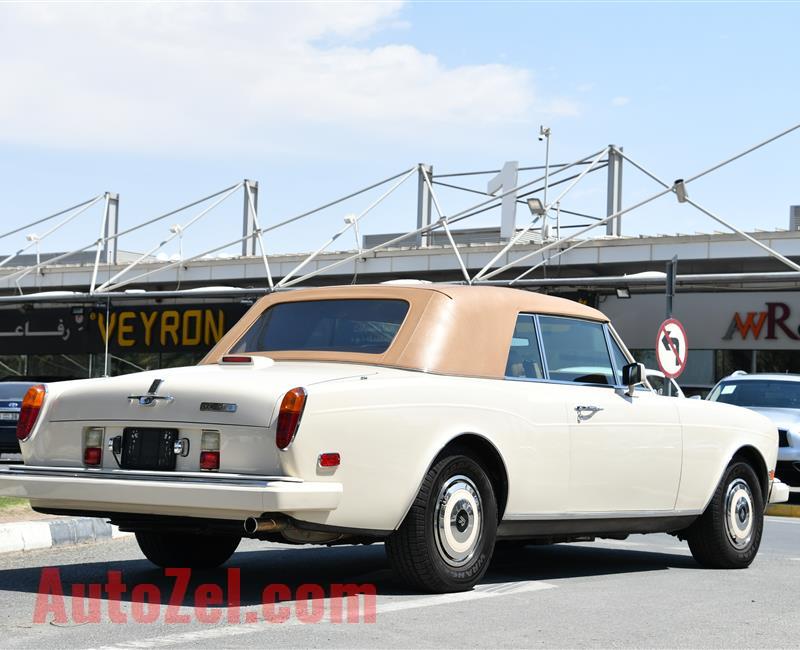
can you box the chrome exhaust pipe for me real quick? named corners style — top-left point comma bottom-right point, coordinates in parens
top-left (244, 517), bottom-right (286, 534)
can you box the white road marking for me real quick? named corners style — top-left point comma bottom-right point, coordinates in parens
top-left (90, 580), bottom-right (555, 649)
top-left (766, 516), bottom-right (800, 525)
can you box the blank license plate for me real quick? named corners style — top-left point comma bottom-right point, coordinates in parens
top-left (121, 427), bottom-right (178, 470)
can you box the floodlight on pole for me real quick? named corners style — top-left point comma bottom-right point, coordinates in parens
top-left (527, 198), bottom-right (546, 216)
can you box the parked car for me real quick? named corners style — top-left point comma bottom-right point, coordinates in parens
top-left (644, 368), bottom-right (685, 397)
top-left (707, 372), bottom-right (800, 495)
top-left (0, 285), bottom-right (788, 592)
top-left (0, 381), bottom-right (37, 453)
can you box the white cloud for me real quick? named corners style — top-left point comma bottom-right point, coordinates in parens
top-left (0, 2), bottom-right (578, 154)
top-left (611, 96), bottom-right (631, 107)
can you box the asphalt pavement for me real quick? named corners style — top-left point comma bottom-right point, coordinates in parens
top-left (0, 517), bottom-right (797, 648)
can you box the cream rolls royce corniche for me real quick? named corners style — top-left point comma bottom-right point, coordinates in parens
top-left (0, 284), bottom-right (789, 593)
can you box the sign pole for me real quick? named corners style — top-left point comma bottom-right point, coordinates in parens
top-left (666, 255), bottom-right (677, 319)
top-left (664, 256), bottom-right (678, 396)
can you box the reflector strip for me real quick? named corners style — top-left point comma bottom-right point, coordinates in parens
top-left (318, 452), bottom-right (341, 467)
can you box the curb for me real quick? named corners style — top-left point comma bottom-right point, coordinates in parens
top-left (0, 517), bottom-right (131, 554)
top-left (767, 503), bottom-right (800, 518)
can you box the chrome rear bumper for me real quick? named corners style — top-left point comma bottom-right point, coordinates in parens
top-left (0, 465), bottom-right (341, 520)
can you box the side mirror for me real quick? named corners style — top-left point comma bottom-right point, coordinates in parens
top-left (622, 362), bottom-right (645, 396)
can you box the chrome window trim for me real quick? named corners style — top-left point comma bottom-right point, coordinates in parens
top-left (532, 314), bottom-right (550, 379)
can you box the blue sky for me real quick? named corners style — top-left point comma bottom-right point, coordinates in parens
top-left (0, 1), bottom-right (798, 264)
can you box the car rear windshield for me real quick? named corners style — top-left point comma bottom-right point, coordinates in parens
top-left (231, 299), bottom-right (409, 355)
top-left (708, 379), bottom-right (800, 409)
top-left (0, 383), bottom-right (34, 400)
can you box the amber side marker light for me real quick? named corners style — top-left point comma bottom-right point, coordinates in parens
top-left (16, 384), bottom-right (46, 442)
top-left (276, 387), bottom-right (307, 450)
top-left (769, 470), bottom-right (775, 481)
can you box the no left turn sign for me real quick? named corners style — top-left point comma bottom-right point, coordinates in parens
top-left (656, 318), bottom-right (688, 379)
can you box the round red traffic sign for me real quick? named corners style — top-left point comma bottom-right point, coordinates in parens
top-left (656, 318), bottom-right (688, 379)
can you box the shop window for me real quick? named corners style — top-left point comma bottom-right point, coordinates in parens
top-left (676, 349), bottom-right (714, 386)
top-left (630, 348), bottom-right (715, 387)
top-left (26, 354), bottom-right (90, 380)
top-left (630, 349), bottom-right (657, 369)
top-left (756, 350), bottom-right (800, 374)
top-left (159, 352), bottom-right (206, 369)
top-left (716, 350), bottom-right (754, 379)
top-left (0, 355), bottom-right (26, 380)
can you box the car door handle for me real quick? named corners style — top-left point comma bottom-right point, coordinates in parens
top-left (574, 405), bottom-right (603, 422)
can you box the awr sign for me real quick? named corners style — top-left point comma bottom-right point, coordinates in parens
top-left (723, 302), bottom-right (800, 341)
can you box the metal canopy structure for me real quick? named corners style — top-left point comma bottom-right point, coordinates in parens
top-left (1, 123), bottom-right (799, 305)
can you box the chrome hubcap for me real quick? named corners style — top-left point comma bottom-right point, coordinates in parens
top-left (434, 475), bottom-right (482, 567)
top-left (724, 478), bottom-right (754, 550)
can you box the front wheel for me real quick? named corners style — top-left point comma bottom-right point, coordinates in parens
top-left (385, 452), bottom-right (497, 593)
top-left (685, 461), bottom-right (764, 569)
top-left (135, 531), bottom-right (241, 569)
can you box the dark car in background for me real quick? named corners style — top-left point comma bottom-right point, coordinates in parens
top-left (707, 372), bottom-right (800, 500)
top-left (0, 381), bottom-right (37, 453)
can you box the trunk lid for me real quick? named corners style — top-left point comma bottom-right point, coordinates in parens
top-left (46, 360), bottom-right (379, 427)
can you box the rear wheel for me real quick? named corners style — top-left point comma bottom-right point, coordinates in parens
top-left (135, 531), bottom-right (241, 569)
top-left (386, 452), bottom-right (497, 593)
top-left (685, 461), bottom-right (763, 569)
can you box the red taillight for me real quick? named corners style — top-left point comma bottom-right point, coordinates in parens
top-left (276, 387), bottom-right (307, 450)
top-left (221, 355), bottom-right (253, 364)
top-left (16, 384), bottom-right (46, 441)
top-left (199, 430), bottom-right (220, 471)
top-left (318, 452), bottom-right (340, 467)
top-left (84, 447), bottom-right (102, 466)
top-left (199, 451), bottom-right (220, 471)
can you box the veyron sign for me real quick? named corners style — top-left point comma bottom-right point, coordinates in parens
top-left (0, 304), bottom-right (249, 354)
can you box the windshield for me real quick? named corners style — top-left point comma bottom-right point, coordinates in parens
top-left (232, 299), bottom-right (409, 355)
top-left (0, 383), bottom-right (34, 400)
top-left (708, 379), bottom-right (800, 409)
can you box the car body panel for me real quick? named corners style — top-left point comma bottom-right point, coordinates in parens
top-left (0, 285), bottom-right (786, 536)
top-left (566, 385), bottom-right (682, 511)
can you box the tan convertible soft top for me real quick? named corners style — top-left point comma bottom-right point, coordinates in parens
top-left (202, 284), bottom-right (609, 379)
